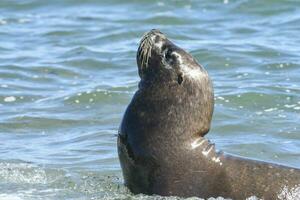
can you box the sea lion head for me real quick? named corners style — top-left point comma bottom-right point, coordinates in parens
top-left (136, 29), bottom-right (214, 138)
top-left (137, 29), bottom-right (207, 86)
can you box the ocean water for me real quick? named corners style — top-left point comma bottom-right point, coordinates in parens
top-left (0, 0), bottom-right (299, 199)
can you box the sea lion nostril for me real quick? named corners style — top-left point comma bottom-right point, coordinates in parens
top-left (150, 29), bottom-right (162, 34)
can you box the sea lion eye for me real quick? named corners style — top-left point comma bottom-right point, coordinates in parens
top-left (164, 49), bottom-right (173, 62)
top-left (177, 73), bottom-right (183, 84)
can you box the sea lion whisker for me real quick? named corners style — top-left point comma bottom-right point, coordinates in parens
top-left (138, 35), bottom-right (153, 70)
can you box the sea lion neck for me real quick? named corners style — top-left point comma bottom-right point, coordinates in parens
top-left (133, 76), bottom-right (212, 143)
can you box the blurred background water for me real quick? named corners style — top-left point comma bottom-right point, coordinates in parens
top-left (0, 0), bottom-right (299, 199)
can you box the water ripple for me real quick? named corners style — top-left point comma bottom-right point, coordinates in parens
top-left (0, 0), bottom-right (300, 199)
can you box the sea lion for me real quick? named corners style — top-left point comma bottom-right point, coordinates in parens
top-left (117, 29), bottom-right (300, 200)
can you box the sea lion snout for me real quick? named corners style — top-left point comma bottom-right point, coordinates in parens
top-left (137, 29), bottom-right (204, 84)
top-left (147, 29), bottom-right (166, 45)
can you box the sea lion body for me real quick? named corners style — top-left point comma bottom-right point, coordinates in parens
top-left (117, 29), bottom-right (300, 199)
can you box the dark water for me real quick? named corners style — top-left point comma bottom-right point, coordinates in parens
top-left (0, 0), bottom-right (299, 199)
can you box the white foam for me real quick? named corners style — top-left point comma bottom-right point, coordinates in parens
top-left (207, 197), bottom-right (231, 200)
top-left (278, 185), bottom-right (300, 200)
top-left (264, 108), bottom-right (277, 112)
top-left (18, 18), bottom-right (31, 23)
top-left (217, 96), bottom-right (225, 100)
top-left (0, 19), bottom-right (7, 25)
top-left (157, 2), bottom-right (165, 7)
top-left (0, 163), bottom-right (47, 184)
top-left (246, 196), bottom-right (262, 200)
top-left (4, 96), bottom-right (16, 102)
top-left (0, 194), bottom-right (23, 200)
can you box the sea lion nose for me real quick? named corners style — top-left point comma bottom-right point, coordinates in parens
top-left (150, 29), bottom-right (162, 34)
top-left (147, 29), bottom-right (165, 43)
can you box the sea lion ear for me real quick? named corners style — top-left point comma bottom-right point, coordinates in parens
top-left (177, 72), bottom-right (183, 85)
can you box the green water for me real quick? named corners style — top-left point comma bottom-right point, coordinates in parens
top-left (0, 0), bottom-right (299, 199)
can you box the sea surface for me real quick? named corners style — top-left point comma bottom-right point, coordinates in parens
top-left (0, 0), bottom-right (299, 199)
